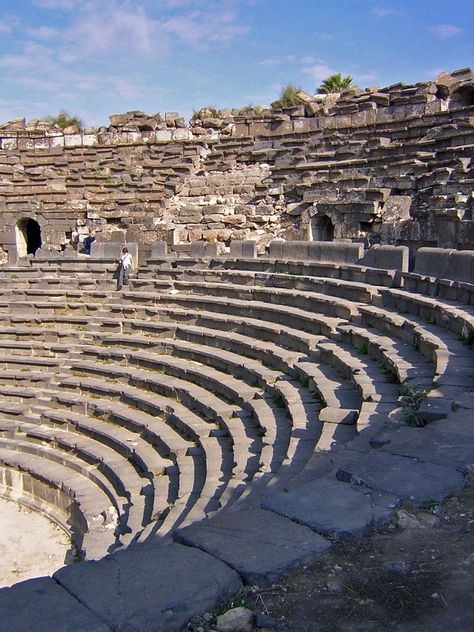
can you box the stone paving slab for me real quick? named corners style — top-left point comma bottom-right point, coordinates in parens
top-left (375, 422), bottom-right (474, 474)
top-left (417, 397), bottom-right (453, 422)
top-left (175, 507), bottom-right (331, 583)
top-left (262, 478), bottom-right (398, 538)
top-left (54, 542), bottom-right (241, 632)
top-left (0, 577), bottom-right (110, 632)
top-left (337, 450), bottom-right (465, 503)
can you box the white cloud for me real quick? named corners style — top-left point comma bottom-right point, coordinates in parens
top-left (0, 42), bottom-right (52, 71)
top-left (163, 8), bottom-right (248, 44)
top-left (302, 63), bottom-right (339, 82)
top-left (65, 3), bottom-right (162, 57)
top-left (257, 58), bottom-right (280, 67)
top-left (372, 6), bottom-right (405, 18)
top-left (17, 77), bottom-right (59, 90)
top-left (26, 26), bottom-right (59, 39)
top-left (33, 0), bottom-right (78, 9)
top-left (429, 24), bottom-right (464, 38)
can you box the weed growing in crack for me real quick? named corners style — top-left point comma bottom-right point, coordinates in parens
top-left (399, 384), bottom-right (427, 427)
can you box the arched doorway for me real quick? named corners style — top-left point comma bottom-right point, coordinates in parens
top-left (310, 215), bottom-right (334, 241)
top-left (15, 218), bottom-right (42, 257)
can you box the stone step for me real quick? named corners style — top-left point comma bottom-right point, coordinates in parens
top-left (0, 417), bottom-right (149, 540)
top-left (336, 323), bottom-right (434, 385)
top-left (151, 280), bottom-right (360, 320)
top-left (120, 293), bottom-right (345, 337)
top-left (134, 269), bottom-right (378, 304)
top-left (316, 339), bottom-right (400, 404)
top-left (80, 345), bottom-right (295, 479)
top-left (359, 304), bottom-right (474, 384)
top-left (0, 445), bottom-right (117, 560)
top-left (380, 287), bottom-right (474, 338)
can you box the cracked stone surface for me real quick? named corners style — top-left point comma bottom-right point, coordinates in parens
top-left (337, 451), bottom-right (465, 503)
top-left (54, 543), bottom-right (241, 632)
top-left (0, 577), bottom-right (109, 632)
top-left (175, 507), bottom-right (331, 583)
top-left (262, 478), bottom-right (398, 538)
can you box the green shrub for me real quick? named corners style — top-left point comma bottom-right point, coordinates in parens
top-left (45, 110), bottom-right (83, 130)
top-left (356, 343), bottom-right (368, 355)
top-left (399, 384), bottom-right (427, 426)
top-left (271, 84), bottom-right (302, 110)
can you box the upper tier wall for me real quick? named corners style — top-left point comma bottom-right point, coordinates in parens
top-left (0, 68), bottom-right (473, 263)
top-left (1, 68), bottom-right (473, 150)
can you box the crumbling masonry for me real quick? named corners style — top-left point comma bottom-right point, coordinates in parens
top-left (0, 68), bottom-right (473, 263)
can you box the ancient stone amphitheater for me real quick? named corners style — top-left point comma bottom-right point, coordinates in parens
top-left (0, 69), bottom-right (473, 631)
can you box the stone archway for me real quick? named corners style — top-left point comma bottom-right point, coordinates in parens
top-left (310, 214), bottom-right (334, 241)
top-left (15, 218), bottom-right (42, 257)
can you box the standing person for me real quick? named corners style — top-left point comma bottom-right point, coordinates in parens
top-left (116, 247), bottom-right (133, 290)
top-left (82, 230), bottom-right (96, 255)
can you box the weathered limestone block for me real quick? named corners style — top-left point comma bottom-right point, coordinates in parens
top-left (173, 129), bottom-right (192, 141)
top-left (90, 240), bottom-right (138, 265)
top-left (382, 196), bottom-right (412, 222)
top-left (155, 129), bottom-right (173, 142)
top-left (1, 117), bottom-right (25, 130)
top-left (230, 239), bottom-right (257, 258)
top-left (191, 240), bottom-right (219, 257)
top-left (361, 244), bottom-right (409, 271)
top-left (150, 240), bottom-right (168, 257)
top-left (414, 247), bottom-right (453, 277)
top-left (436, 68), bottom-right (474, 94)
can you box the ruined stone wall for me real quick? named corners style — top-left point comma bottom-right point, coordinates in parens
top-left (0, 68), bottom-right (473, 261)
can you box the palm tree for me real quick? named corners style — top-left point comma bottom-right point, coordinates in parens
top-left (318, 74), bottom-right (356, 94)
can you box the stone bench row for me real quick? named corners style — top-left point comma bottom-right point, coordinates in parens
top-left (0, 284), bottom-right (461, 401)
top-left (131, 269), bottom-right (379, 304)
top-left (0, 412), bottom-right (150, 544)
top-left (0, 377), bottom-right (211, 542)
top-left (0, 304), bottom-right (420, 464)
top-left (0, 443), bottom-right (118, 560)
top-left (0, 331), bottom-right (329, 520)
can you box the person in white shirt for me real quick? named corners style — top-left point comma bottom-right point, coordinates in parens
top-left (116, 247), bottom-right (133, 290)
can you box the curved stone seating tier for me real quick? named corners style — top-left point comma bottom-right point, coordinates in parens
top-left (131, 270), bottom-right (379, 304)
top-left (0, 445), bottom-right (117, 560)
top-left (0, 416), bottom-right (150, 542)
top-left (380, 288), bottom-right (474, 338)
top-left (143, 258), bottom-right (400, 287)
top-left (0, 253), bottom-right (473, 631)
top-left (358, 305), bottom-right (474, 389)
top-left (336, 323), bottom-right (435, 386)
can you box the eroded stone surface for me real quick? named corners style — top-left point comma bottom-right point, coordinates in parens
top-left (337, 451), bottom-right (465, 503)
top-left (175, 508), bottom-right (331, 583)
top-left (0, 577), bottom-right (110, 632)
top-left (55, 543), bottom-right (242, 632)
top-left (262, 478), bottom-right (398, 538)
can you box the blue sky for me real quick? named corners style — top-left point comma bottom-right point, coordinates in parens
top-left (0, 0), bottom-right (473, 127)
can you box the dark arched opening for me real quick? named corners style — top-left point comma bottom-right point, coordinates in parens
top-left (16, 218), bottom-right (42, 257)
top-left (311, 215), bottom-right (334, 241)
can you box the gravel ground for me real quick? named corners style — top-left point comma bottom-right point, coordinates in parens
top-left (0, 498), bottom-right (70, 588)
